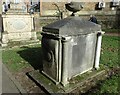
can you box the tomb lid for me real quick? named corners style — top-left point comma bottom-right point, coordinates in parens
top-left (42, 16), bottom-right (101, 36)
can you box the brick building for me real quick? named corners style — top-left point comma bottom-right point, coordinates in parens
top-left (1, 0), bottom-right (119, 14)
top-left (1, 0), bottom-right (120, 29)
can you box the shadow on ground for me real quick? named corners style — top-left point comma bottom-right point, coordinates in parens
top-left (17, 46), bottom-right (43, 71)
top-left (17, 46), bottom-right (50, 94)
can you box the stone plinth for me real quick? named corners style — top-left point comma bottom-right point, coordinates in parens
top-left (10, 3), bottom-right (26, 10)
top-left (7, 3), bottom-right (27, 13)
top-left (1, 14), bottom-right (37, 47)
top-left (28, 68), bottom-right (106, 93)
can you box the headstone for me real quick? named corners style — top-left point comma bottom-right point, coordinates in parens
top-left (1, 2), bottom-right (37, 47)
top-left (41, 16), bottom-right (104, 86)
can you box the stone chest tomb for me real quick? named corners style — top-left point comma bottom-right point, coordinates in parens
top-left (41, 16), bottom-right (104, 86)
top-left (1, 3), bottom-right (37, 47)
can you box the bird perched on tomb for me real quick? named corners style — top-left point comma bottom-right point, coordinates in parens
top-left (65, 2), bottom-right (84, 16)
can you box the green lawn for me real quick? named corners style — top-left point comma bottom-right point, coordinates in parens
top-left (102, 29), bottom-right (120, 33)
top-left (98, 74), bottom-right (119, 93)
top-left (87, 73), bottom-right (120, 94)
top-left (100, 36), bottom-right (119, 68)
top-left (2, 44), bottom-right (42, 72)
top-left (89, 35), bottom-right (120, 94)
top-left (2, 35), bottom-right (120, 93)
top-left (2, 48), bottom-right (29, 72)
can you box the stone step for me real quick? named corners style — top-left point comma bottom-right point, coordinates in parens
top-left (7, 3), bottom-right (27, 13)
top-left (10, 3), bottom-right (27, 10)
top-left (7, 9), bottom-right (27, 13)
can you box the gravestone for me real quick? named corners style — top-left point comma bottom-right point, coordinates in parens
top-left (1, 2), bottom-right (37, 47)
top-left (41, 16), bottom-right (105, 86)
top-left (28, 17), bottom-right (105, 94)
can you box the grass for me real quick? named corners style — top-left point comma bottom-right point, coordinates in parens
top-left (99, 74), bottom-right (120, 93)
top-left (2, 44), bottom-right (42, 72)
top-left (102, 28), bottom-right (120, 33)
top-left (91, 35), bottom-right (120, 94)
top-left (2, 35), bottom-right (120, 93)
top-left (100, 36), bottom-right (120, 68)
top-left (2, 48), bottom-right (29, 72)
top-left (87, 73), bottom-right (120, 94)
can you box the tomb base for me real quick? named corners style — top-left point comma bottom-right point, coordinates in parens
top-left (28, 67), bottom-right (107, 93)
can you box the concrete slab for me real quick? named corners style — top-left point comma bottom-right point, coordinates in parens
top-left (28, 68), bottom-right (106, 93)
top-left (2, 68), bottom-right (21, 93)
top-left (1, 63), bottom-right (27, 94)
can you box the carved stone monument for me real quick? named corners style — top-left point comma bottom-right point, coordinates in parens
top-left (41, 16), bottom-right (104, 86)
top-left (1, 2), bottom-right (37, 47)
top-left (28, 16), bottom-right (105, 93)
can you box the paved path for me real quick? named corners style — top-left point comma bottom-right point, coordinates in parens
top-left (0, 60), bottom-right (27, 94)
top-left (2, 65), bottom-right (21, 94)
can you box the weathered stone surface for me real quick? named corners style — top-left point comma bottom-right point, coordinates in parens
top-left (28, 68), bottom-right (106, 93)
top-left (1, 14), bottom-right (37, 47)
top-left (2, 14), bottom-right (34, 33)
